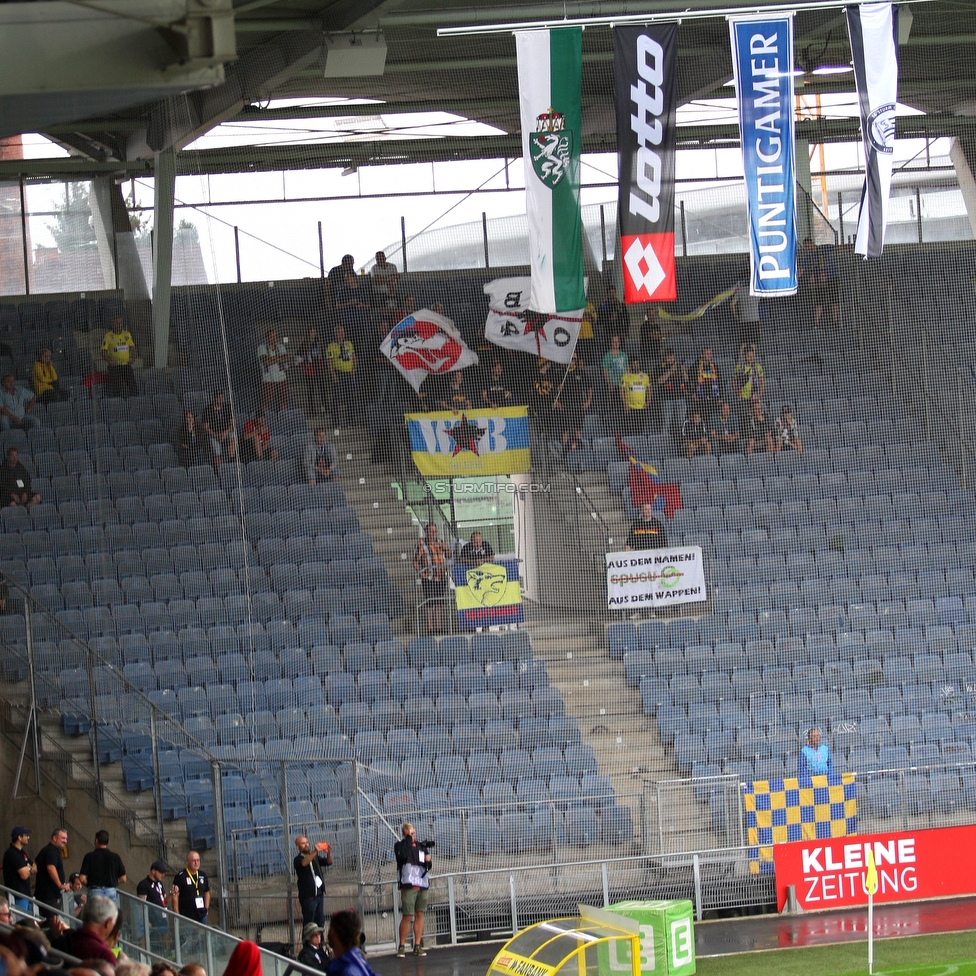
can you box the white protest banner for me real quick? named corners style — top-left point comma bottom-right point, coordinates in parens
top-left (606, 546), bottom-right (707, 610)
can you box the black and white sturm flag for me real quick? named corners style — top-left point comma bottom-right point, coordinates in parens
top-left (847, 2), bottom-right (899, 258)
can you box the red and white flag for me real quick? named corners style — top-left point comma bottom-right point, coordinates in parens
top-left (380, 309), bottom-right (479, 392)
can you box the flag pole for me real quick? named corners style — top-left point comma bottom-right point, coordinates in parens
top-left (865, 846), bottom-right (878, 975)
top-left (551, 362), bottom-right (573, 407)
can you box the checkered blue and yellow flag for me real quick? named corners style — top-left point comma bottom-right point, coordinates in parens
top-left (744, 773), bottom-right (857, 874)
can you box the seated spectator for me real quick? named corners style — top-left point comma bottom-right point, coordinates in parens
top-left (624, 502), bottom-right (668, 550)
top-left (681, 408), bottom-right (710, 459)
top-left (481, 360), bottom-right (514, 409)
top-left (692, 346), bottom-right (721, 415)
top-left (200, 391), bottom-right (237, 467)
top-left (556, 352), bottom-right (592, 451)
top-left (326, 325), bottom-right (357, 426)
top-left (775, 403), bottom-right (803, 454)
top-left (305, 428), bottom-right (338, 484)
top-left (601, 334), bottom-right (628, 418)
top-left (258, 328), bottom-right (290, 411)
top-left (0, 447), bottom-right (40, 508)
top-left (732, 343), bottom-right (765, 423)
top-left (65, 894), bottom-right (118, 967)
top-left (101, 317), bottom-right (139, 398)
top-left (0, 374), bottom-right (38, 431)
top-left (241, 412), bottom-right (279, 464)
top-left (654, 348), bottom-right (688, 443)
top-left (709, 401), bottom-right (739, 455)
top-left (32, 349), bottom-right (68, 403)
top-left (370, 251), bottom-right (400, 305)
top-left (459, 531), bottom-right (494, 565)
top-left (620, 356), bottom-right (651, 434)
top-left (744, 398), bottom-right (774, 455)
top-left (174, 411), bottom-right (212, 468)
top-left (439, 371), bottom-right (471, 413)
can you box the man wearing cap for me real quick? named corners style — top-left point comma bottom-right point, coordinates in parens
top-left (137, 861), bottom-right (169, 947)
top-left (34, 828), bottom-right (69, 921)
top-left (79, 830), bottom-right (126, 905)
top-left (3, 826), bottom-right (35, 913)
top-left (298, 922), bottom-right (330, 972)
top-left (294, 835), bottom-right (333, 928)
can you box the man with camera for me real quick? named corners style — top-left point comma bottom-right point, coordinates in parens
top-left (395, 823), bottom-right (432, 957)
top-left (294, 835), bottom-right (333, 928)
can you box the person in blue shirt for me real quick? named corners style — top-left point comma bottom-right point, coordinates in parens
top-left (326, 910), bottom-right (381, 976)
top-left (799, 727), bottom-right (833, 777)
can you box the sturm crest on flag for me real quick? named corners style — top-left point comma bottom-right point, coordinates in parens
top-left (516, 27), bottom-right (586, 314)
top-left (847, 2), bottom-right (899, 258)
top-left (380, 308), bottom-right (479, 392)
top-left (483, 277), bottom-right (584, 364)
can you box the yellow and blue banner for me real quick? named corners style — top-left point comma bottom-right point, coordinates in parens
top-left (744, 773), bottom-right (857, 874)
top-left (452, 558), bottom-right (524, 629)
top-left (406, 406), bottom-right (530, 476)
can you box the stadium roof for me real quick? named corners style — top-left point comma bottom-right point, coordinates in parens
top-left (3, 0), bottom-right (975, 178)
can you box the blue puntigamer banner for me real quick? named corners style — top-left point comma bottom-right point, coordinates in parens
top-left (730, 16), bottom-right (798, 297)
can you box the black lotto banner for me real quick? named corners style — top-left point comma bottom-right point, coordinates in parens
top-left (614, 23), bottom-right (678, 304)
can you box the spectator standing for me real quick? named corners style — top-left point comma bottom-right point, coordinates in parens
top-left (438, 371), bottom-right (471, 413)
top-left (0, 374), bottom-right (39, 431)
top-left (67, 895), bottom-right (119, 967)
top-left (744, 399), bottom-right (775, 455)
top-left (326, 325), bottom-right (357, 427)
top-left (800, 239), bottom-right (840, 328)
top-left (732, 344), bottom-right (765, 423)
top-left (174, 412), bottom-right (211, 469)
top-left (394, 824), bottom-right (430, 957)
top-left (681, 409), bottom-right (711, 460)
top-left (709, 401), bottom-right (740, 455)
top-left (297, 327), bottom-right (329, 416)
top-left (305, 428), bottom-right (338, 484)
top-left (79, 830), bottom-right (126, 905)
top-left (731, 279), bottom-right (763, 345)
top-left (556, 353), bottom-right (592, 451)
top-left (370, 251), bottom-right (399, 305)
top-left (624, 502), bottom-right (668, 551)
top-left (775, 403), bottom-right (803, 454)
top-left (258, 328), bottom-right (290, 411)
top-left (798, 727), bottom-right (833, 777)
top-left (654, 349), bottom-right (688, 444)
top-left (169, 850), bottom-right (209, 926)
top-left (240, 411), bottom-right (278, 465)
top-left (101, 317), bottom-right (139, 398)
top-left (298, 924), bottom-right (329, 972)
top-left (34, 829), bottom-right (69, 922)
top-left (3, 826), bottom-right (34, 914)
top-left (136, 861), bottom-right (169, 948)
top-left (459, 531), bottom-right (494, 566)
top-left (413, 523), bottom-right (448, 635)
top-left (0, 448), bottom-right (40, 508)
top-left (293, 835), bottom-right (332, 928)
top-left (692, 346), bottom-right (722, 417)
top-left (327, 911), bottom-right (381, 976)
top-left (619, 357), bottom-right (651, 435)
top-left (32, 349), bottom-right (68, 403)
top-left (481, 360), bottom-right (514, 409)
top-left (600, 335), bottom-right (629, 418)
top-left (200, 392), bottom-right (237, 467)
top-left (595, 285), bottom-right (625, 359)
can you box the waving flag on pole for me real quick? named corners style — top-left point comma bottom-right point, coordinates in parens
top-left (847, 3), bottom-right (899, 258)
top-left (380, 309), bottom-right (479, 392)
top-left (516, 27), bottom-right (587, 313)
top-left (615, 433), bottom-right (682, 518)
top-left (483, 277), bottom-right (584, 364)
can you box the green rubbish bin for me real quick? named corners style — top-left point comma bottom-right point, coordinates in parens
top-left (598, 900), bottom-right (696, 976)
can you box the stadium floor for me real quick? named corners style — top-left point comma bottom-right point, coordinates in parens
top-left (368, 896), bottom-right (976, 973)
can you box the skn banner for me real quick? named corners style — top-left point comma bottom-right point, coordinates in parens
top-left (729, 16), bottom-right (798, 297)
top-left (614, 24), bottom-right (678, 304)
top-left (605, 547), bottom-right (707, 610)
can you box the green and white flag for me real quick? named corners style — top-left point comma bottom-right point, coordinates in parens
top-left (516, 28), bottom-right (586, 314)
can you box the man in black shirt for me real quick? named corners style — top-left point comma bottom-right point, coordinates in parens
top-left (459, 531), bottom-right (494, 566)
top-left (79, 829), bottom-right (126, 904)
top-left (298, 923), bottom-right (329, 972)
top-left (34, 828), bottom-right (69, 920)
top-left (293, 835), bottom-right (332, 927)
top-left (624, 503), bottom-right (669, 551)
top-left (0, 447), bottom-right (40, 508)
top-left (170, 850), bottom-right (210, 924)
top-left (2, 826), bottom-right (34, 913)
top-left (137, 860), bottom-right (169, 947)
top-left (481, 360), bottom-right (514, 409)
